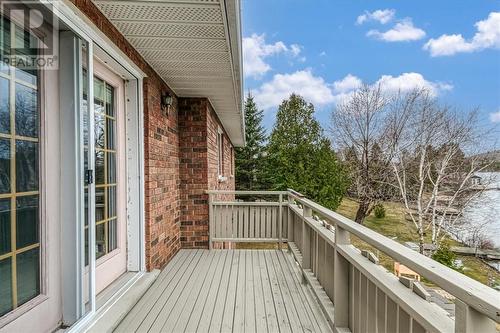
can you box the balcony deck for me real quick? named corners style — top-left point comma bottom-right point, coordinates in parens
top-left (114, 249), bottom-right (331, 333)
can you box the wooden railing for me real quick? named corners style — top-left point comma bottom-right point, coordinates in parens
top-left (207, 190), bottom-right (500, 333)
top-left (208, 191), bottom-right (288, 247)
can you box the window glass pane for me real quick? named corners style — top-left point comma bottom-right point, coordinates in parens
top-left (83, 73), bottom-right (89, 146)
top-left (107, 186), bottom-right (116, 219)
top-left (95, 187), bottom-right (105, 222)
top-left (84, 229), bottom-right (89, 266)
top-left (94, 78), bottom-right (104, 102)
top-left (0, 258), bottom-right (12, 316)
top-left (15, 140), bottom-right (38, 192)
top-left (0, 63), bottom-right (8, 75)
top-left (84, 188), bottom-right (88, 226)
top-left (16, 195), bottom-right (38, 249)
top-left (108, 219), bottom-right (117, 252)
top-left (15, 68), bottom-right (37, 86)
top-left (0, 77), bottom-right (9, 134)
top-left (15, 83), bottom-right (38, 138)
top-left (16, 248), bottom-right (39, 306)
top-left (0, 199), bottom-right (11, 255)
top-left (105, 84), bottom-right (114, 117)
top-left (0, 17), bottom-right (11, 56)
top-left (0, 138), bottom-right (10, 193)
top-left (96, 223), bottom-right (105, 259)
top-left (106, 118), bottom-right (115, 150)
top-left (107, 152), bottom-right (116, 184)
top-left (95, 112), bottom-right (105, 149)
top-left (95, 150), bottom-right (104, 185)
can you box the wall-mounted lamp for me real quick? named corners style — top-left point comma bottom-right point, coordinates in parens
top-left (161, 92), bottom-right (173, 116)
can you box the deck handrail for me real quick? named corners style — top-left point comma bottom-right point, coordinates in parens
top-left (207, 189), bottom-right (500, 332)
top-left (287, 192), bottom-right (500, 323)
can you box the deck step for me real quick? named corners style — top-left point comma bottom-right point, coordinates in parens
top-left (86, 270), bottom-right (160, 333)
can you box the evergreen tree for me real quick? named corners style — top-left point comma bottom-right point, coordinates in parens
top-left (265, 94), bottom-right (347, 209)
top-left (235, 93), bottom-right (268, 190)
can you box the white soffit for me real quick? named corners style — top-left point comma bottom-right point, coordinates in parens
top-left (93, 0), bottom-right (245, 146)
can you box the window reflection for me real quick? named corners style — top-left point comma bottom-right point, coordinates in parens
top-left (15, 140), bottom-right (39, 192)
top-left (0, 77), bottom-right (9, 134)
top-left (15, 83), bottom-right (38, 138)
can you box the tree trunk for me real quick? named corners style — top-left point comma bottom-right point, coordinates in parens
top-left (419, 229), bottom-right (425, 254)
top-left (355, 200), bottom-right (371, 224)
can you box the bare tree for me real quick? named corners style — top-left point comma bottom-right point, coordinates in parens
top-left (388, 92), bottom-right (492, 253)
top-left (330, 84), bottom-right (422, 224)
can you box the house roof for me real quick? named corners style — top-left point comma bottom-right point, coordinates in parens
top-left (94, 0), bottom-right (245, 147)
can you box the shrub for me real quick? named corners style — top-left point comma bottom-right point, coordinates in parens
top-left (373, 203), bottom-right (386, 219)
top-left (432, 242), bottom-right (460, 271)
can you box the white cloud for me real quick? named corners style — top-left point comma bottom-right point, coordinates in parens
top-left (254, 70), bottom-right (335, 109)
top-left (357, 9), bottom-right (395, 25)
top-left (290, 44), bottom-right (302, 57)
top-left (490, 110), bottom-right (500, 123)
top-left (424, 12), bottom-right (500, 56)
top-left (329, 73), bottom-right (451, 104)
top-left (254, 71), bottom-right (452, 109)
top-left (243, 34), bottom-right (304, 78)
top-left (319, 51), bottom-right (327, 57)
top-left (374, 72), bottom-right (453, 96)
top-left (333, 74), bottom-right (363, 93)
top-left (367, 19), bottom-right (426, 42)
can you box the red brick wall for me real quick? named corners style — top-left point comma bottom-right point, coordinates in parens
top-left (207, 103), bottom-right (236, 192)
top-left (70, 0), bottom-right (236, 268)
top-left (143, 76), bottom-right (181, 270)
top-left (178, 98), bottom-right (235, 248)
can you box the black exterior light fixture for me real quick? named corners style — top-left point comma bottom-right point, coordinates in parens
top-left (161, 92), bottom-right (173, 116)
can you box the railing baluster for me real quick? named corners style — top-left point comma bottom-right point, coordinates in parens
top-left (302, 205), bottom-right (312, 282)
top-left (334, 224), bottom-right (350, 329)
top-left (278, 194), bottom-right (283, 248)
top-left (455, 300), bottom-right (496, 333)
top-left (208, 193), bottom-right (213, 250)
top-left (287, 195), bottom-right (293, 243)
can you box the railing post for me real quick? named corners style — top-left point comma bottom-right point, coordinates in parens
top-left (287, 194), bottom-right (293, 243)
top-left (302, 205), bottom-right (312, 271)
top-left (208, 193), bottom-right (213, 250)
top-left (334, 224), bottom-right (350, 330)
top-left (278, 194), bottom-right (283, 249)
top-left (455, 300), bottom-right (496, 333)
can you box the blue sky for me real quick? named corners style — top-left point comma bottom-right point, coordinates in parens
top-left (241, 0), bottom-right (500, 132)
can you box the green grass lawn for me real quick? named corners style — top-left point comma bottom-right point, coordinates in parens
top-left (335, 198), bottom-right (500, 287)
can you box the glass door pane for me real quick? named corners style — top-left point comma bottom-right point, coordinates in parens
top-left (83, 74), bottom-right (118, 263)
top-left (0, 17), bottom-right (41, 316)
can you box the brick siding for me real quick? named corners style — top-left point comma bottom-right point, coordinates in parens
top-left (178, 98), bottom-right (235, 249)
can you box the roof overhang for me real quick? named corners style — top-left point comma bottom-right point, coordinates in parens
top-left (93, 0), bottom-right (245, 146)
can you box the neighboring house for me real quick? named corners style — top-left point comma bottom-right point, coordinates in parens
top-left (0, 0), bottom-right (242, 331)
top-left (470, 174), bottom-right (482, 186)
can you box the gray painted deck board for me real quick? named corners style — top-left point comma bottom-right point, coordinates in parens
top-left (115, 250), bottom-right (332, 333)
top-left (115, 250), bottom-right (193, 333)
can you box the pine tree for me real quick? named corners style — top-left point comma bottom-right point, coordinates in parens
top-left (235, 93), bottom-right (268, 190)
top-left (265, 94), bottom-right (347, 209)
